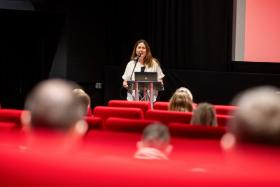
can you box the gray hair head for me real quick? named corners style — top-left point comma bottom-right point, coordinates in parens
top-left (229, 86), bottom-right (280, 145)
top-left (142, 123), bottom-right (170, 148)
top-left (25, 79), bottom-right (84, 132)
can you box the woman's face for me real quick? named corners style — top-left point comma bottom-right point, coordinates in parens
top-left (136, 42), bottom-right (146, 59)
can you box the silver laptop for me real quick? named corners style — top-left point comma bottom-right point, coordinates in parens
top-left (134, 72), bottom-right (157, 81)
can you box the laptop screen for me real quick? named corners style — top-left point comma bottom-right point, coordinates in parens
top-left (134, 72), bottom-right (157, 81)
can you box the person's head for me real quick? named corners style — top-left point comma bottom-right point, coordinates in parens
top-left (191, 102), bottom-right (217, 126)
top-left (21, 79), bottom-right (87, 136)
top-left (130, 39), bottom-right (155, 68)
top-left (221, 86), bottom-right (280, 149)
top-left (175, 87), bottom-right (193, 101)
top-left (168, 91), bottom-right (193, 112)
top-left (137, 123), bottom-right (172, 156)
top-left (72, 88), bottom-right (91, 116)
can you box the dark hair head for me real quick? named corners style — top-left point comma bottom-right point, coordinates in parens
top-left (130, 39), bottom-right (157, 68)
top-left (191, 102), bottom-right (217, 126)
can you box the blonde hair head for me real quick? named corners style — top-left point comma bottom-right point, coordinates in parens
top-left (175, 87), bottom-right (193, 101)
top-left (168, 91), bottom-right (193, 112)
top-left (72, 88), bottom-right (91, 116)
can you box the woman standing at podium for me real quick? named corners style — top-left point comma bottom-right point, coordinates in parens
top-left (122, 39), bottom-right (165, 101)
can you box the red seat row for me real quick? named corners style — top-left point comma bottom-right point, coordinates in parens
top-left (109, 100), bottom-right (236, 114)
top-left (0, 106), bottom-right (231, 139)
top-left (108, 100), bottom-right (151, 112)
top-left (102, 117), bottom-right (226, 139)
top-left (92, 105), bottom-right (233, 127)
top-left (1, 129), bottom-right (279, 187)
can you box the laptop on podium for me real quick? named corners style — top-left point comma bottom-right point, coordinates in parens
top-left (134, 72), bottom-right (157, 81)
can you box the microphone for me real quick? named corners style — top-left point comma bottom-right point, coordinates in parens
top-left (130, 51), bottom-right (142, 81)
top-left (134, 52), bottom-right (142, 61)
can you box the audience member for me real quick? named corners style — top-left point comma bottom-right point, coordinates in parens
top-left (134, 123), bottom-right (172, 160)
top-left (20, 79), bottom-right (88, 153)
top-left (190, 102), bottom-right (217, 126)
top-left (221, 86), bottom-right (280, 149)
top-left (175, 86), bottom-right (193, 101)
top-left (72, 88), bottom-right (92, 116)
top-left (168, 91), bottom-right (193, 112)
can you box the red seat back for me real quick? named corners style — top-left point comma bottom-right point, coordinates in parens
top-left (153, 102), bottom-right (197, 110)
top-left (93, 106), bottom-right (144, 124)
top-left (216, 114), bottom-right (233, 126)
top-left (0, 109), bottom-right (23, 126)
top-left (153, 102), bottom-right (169, 110)
top-left (103, 117), bottom-right (159, 132)
top-left (84, 116), bottom-right (103, 129)
top-left (1, 138), bottom-right (280, 187)
top-left (215, 105), bottom-right (237, 115)
top-left (169, 122), bottom-right (226, 139)
top-left (145, 109), bottom-right (192, 125)
top-left (108, 100), bottom-right (151, 113)
top-left (0, 122), bottom-right (19, 134)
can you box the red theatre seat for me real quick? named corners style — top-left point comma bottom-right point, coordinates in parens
top-left (153, 102), bottom-right (169, 110)
top-left (103, 117), bottom-right (159, 132)
top-left (214, 105), bottom-right (237, 115)
top-left (108, 100), bottom-right (151, 113)
top-left (153, 102), bottom-right (197, 110)
top-left (145, 109), bottom-right (192, 125)
top-left (0, 109), bottom-right (23, 126)
top-left (169, 122), bottom-right (226, 139)
top-left (153, 102), bottom-right (237, 116)
top-left (0, 122), bottom-right (19, 134)
top-left (93, 106), bottom-right (144, 124)
top-left (216, 114), bottom-right (233, 127)
top-left (84, 116), bottom-right (103, 129)
top-left (1, 142), bottom-right (280, 187)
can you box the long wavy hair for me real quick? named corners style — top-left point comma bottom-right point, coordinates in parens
top-left (168, 91), bottom-right (193, 112)
top-left (130, 39), bottom-right (158, 68)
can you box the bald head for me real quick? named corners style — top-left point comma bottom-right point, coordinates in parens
top-left (229, 86), bottom-right (280, 145)
top-left (25, 79), bottom-right (85, 132)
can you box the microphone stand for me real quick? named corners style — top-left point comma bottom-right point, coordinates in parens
top-left (128, 56), bottom-right (139, 99)
top-left (129, 56), bottom-right (139, 81)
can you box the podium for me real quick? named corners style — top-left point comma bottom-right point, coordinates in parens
top-left (127, 80), bottom-right (163, 109)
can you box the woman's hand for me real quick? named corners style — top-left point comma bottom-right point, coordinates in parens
top-left (123, 80), bottom-right (128, 89)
